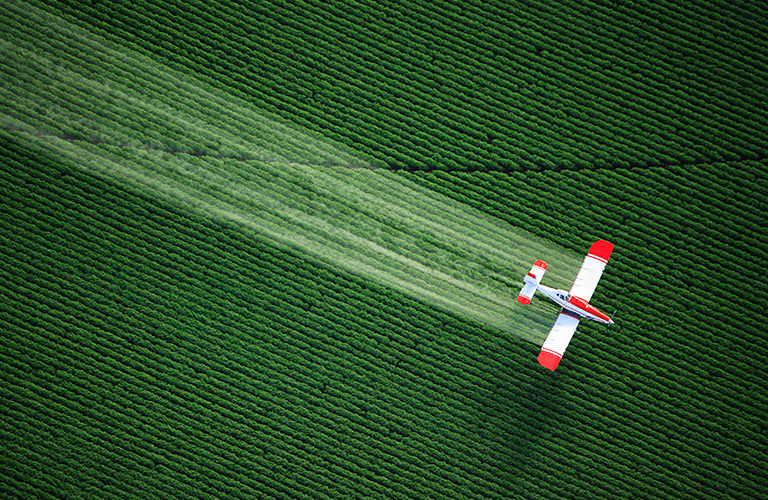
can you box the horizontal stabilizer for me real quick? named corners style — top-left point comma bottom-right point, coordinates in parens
top-left (517, 260), bottom-right (547, 304)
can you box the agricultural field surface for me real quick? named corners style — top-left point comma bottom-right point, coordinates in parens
top-left (2, 0), bottom-right (767, 498)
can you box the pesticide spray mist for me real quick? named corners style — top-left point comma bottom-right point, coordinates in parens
top-left (1, 0), bottom-right (582, 344)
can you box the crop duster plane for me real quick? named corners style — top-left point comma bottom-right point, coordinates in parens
top-left (517, 240), bottom-right (615, 371)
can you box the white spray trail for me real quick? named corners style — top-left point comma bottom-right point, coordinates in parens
top-left (1, 0), bottom-right (582, 343)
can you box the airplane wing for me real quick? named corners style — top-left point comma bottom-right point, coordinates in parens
top-left (538, 310), bottom-right (581, 371)
top-left (568, 239), bottom-right (614, 302)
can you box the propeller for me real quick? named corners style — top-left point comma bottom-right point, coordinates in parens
top-left (603, 310), bottom-right (618, 334)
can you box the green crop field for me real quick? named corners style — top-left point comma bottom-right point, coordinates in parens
top-left (2, 0), bottom-right (767, 498)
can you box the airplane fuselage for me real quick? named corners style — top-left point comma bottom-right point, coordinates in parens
top-left (537, 285), bottom-right (614, 324)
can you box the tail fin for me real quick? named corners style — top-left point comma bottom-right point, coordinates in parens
top-left (517, 260), bottom-right (547, 304)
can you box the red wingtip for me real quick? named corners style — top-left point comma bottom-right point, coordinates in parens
top-left (517, 296), bottom-right (531, 305)
top-left (538, 350), bottom-right (562, 371)
top-left (534, 259), bottom-right (547, 270)
top-left (588, 240), bottom-right (614, 263)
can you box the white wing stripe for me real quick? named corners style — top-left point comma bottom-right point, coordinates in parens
top-left (541, 347), bottom-right (563, 357)
top-left (588, 253), bottom-right (609, 264)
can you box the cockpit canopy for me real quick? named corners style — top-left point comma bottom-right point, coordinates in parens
top-left (557, 292), bottom-right (572, 301)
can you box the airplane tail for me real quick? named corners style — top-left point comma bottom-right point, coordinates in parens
top-left (517, 260), bottom-right (547, 304)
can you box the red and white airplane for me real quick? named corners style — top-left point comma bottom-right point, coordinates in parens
top-left (517, 240), bottom-right (615, 371)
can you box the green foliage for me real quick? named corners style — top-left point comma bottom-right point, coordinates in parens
top-left (2, 0), bottom-right (768, 499)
